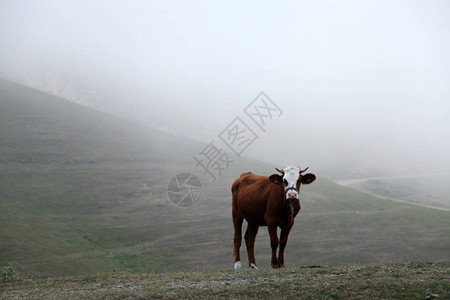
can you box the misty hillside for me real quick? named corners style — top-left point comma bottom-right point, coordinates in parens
top-left (0, 78), bottom-right (449, 278)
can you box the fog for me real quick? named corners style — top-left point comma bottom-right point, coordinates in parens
top-left (1, 0), bottom-right (449, 178)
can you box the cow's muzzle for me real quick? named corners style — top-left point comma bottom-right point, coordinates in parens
top-left (285, 186), bottom-right (299, 199)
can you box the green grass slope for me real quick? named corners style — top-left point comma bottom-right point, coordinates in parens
top-left (0, 78), bottom-right (449, 278)
top-left (1, 262), bottom-right (449, 299)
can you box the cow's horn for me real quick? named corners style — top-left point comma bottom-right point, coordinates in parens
top-left (275, 167), bottom-right (284, 174)
top-left (300, 167), bottom-right (309, 174)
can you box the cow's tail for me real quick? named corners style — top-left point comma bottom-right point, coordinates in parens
top-left (232, 181), bottom-right (238, 259)
top-left (232, 195), bottom-right (238, 259)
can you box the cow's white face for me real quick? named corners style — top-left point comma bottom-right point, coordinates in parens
top-left (282, 166), bottom-right (301, 199)
top-left (269, 165), bottom-right (316, 200)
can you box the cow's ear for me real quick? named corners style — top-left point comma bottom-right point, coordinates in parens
top-left (301, 173), bottom-right (316, 184)
top-left (269, 174), bottom-right (283, 184)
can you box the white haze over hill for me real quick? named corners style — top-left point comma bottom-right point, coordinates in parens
top-left (1, 0), bottom-right (449, 179)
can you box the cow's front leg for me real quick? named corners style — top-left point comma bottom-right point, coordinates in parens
top-left (267, 224), bottom-right (280, 268)
top-left (278, 225), bottom-right (292, 267)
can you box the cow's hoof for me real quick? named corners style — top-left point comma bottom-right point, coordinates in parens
top-left (250, 263), bottom-right (258, 269)
top-left (234, 261), bottom-right (242, 269)
top-left (271, 262), bottom-right (281, 269)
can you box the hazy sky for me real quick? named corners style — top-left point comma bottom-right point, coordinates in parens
top-left (1, 0), bottom-right (449, 177)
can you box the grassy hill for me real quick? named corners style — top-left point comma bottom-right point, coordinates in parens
top-left (1, 262), bottom-right (449, 299)
top-left (0, 78), bottom-right (449, 279)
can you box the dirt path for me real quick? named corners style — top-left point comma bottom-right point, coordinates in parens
top-left (335, 173), bottom-right (450, 211)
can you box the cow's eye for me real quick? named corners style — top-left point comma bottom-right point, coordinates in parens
top-left (283, 179), bottom-right (288, 186)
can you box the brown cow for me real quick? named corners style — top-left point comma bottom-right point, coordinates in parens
top-left (232, 166), bottom-right (316, 269)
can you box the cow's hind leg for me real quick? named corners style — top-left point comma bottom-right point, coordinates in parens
top-left (244, 224), bottom-right (259, 268)
top-left (232, 212), bottom-right (244, 269)
top-left (268, 224), bottom-right (281, 268)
